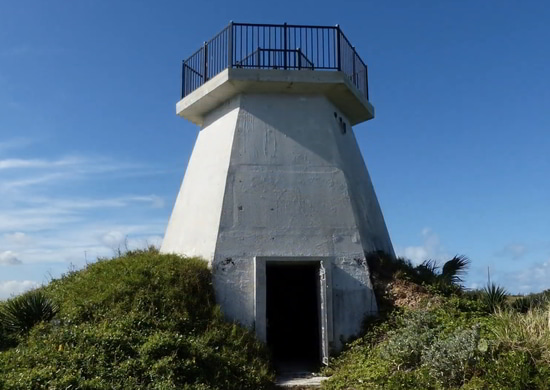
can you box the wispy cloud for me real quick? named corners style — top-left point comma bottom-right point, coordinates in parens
top-left (0, 138), bottom-right (34, 153)
top-left (0, 251), bottom-right (22, 265)
top-left (513, 261), bottom-right (550, 293)
top-left (0, 157), bottom-right (83, 170)
top-left (0, 280), bottom-right (39, 300)
top-left (495, 244), bottom-right (528, 260)
top-left (0, 140), bottom-right (169, 295)
top-left (0, 153), bottom-right (162, 193)
top-left (397, 227), bottom-right (450, 265)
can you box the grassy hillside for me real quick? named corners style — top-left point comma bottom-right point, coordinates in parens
top-left (1, 248), bottom-right (549, 389)
top-left (0, 248), bottom-right (274, 390)
top-left (321, 253), bottom-right (550, 390)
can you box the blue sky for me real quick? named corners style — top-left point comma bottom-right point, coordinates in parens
top-left (1, 1), bottom-right (549, 298)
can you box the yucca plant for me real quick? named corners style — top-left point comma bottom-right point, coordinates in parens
top-left (0, 290), bottom-right (58, 335)
top-left (483, 283), bottom-right (508, 312)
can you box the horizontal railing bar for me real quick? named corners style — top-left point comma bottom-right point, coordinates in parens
top-left (184, 47), bottom-right (204, 62)
top-left (206, 25), bottom-right (230, 44)
top-left (233, 22), bottom-right (338, 30)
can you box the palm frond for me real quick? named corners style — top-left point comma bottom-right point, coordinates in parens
top-left (441, 255), bottom-right (471, 285)
top-left (415, 260), bottom-right (440, 284)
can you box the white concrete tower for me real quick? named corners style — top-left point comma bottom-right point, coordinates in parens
top-left (161, 23), bottom-right (394, 366)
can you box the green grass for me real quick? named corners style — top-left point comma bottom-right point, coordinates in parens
top-left (0, 248), bottom-right (274, 390)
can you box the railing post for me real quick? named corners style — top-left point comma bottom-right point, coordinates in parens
top-left (181, 60), bottom-right (185, 99)
top-left (283, 22), bottom-right (288, 70)
top-left (336, 25), bottom-right (341, 71)
top-left (297, 48), bottom-right (301, 70)
top-left (203, 42), bottom-right (208, 83)
top-left (365, 64), bottom-right (369, 100)
top-left (352, 46), bottom-right (356, 85)
top-left (227, 21), bottom-right (233, 68)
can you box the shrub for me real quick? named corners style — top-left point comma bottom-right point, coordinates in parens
top-left (480, 350), bottom-right (535, 390)
top-left (511, 291), bottom-right (550, 313)
top-left (379, 310), bottom-right (439, 369)
top-left (0, 249), bottom-right (274, 389)
top-left (0, 289), bottom-right (58, 335)
top-left (421, 325), bottom-right (484, 387)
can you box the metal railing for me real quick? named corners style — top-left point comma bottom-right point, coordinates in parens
top-left (181, 23), bottom-right (369, 101)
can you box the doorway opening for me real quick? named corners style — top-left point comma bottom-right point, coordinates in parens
top-left (266, 262), bottom-right (321, 372)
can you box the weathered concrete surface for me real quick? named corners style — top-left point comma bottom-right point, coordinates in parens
top-left (162, 90), bottom-right (394, 352)
top-left (176, 68), bottom-right (375, 126)
top-left (276, 374), bottom-right (328, 388)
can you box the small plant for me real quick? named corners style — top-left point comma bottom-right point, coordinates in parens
top-left (421, 325), bottom-right (484, 387)
top-left (483, 283), bottom-right (508, 312)
top-left (0, 289), bottom-right (58, 335)
top-left (379, 310), bottom-right (439, 369)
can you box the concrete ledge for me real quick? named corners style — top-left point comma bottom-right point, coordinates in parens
top-left (176, 68), bottom-right (375, 126)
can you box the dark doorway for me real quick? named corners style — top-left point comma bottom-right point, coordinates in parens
top-left (266, 263), bottom-right (320, 372)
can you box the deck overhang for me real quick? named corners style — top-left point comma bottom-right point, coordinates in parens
top-left (176, 68), bottom-right (375, 126)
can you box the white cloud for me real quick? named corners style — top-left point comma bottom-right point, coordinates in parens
top-left (101, 231), bottom-right (127, 248)
top-left (495, 244), bottom-right (528, 260)
top-left (4, 232), bottom-right (29, 244)
top-left (494, 260), bottom-right (550, 294)
top-left (0, 143), bottom-right (169, 284)
top-left (0, 158), bottom-right (59, 170)
top-left (0, 251), bottom-right (22, 265)
top-left (0, 280), bottom-right (39, 300)
top-left (0, 138), bottom-right (34, 152)
top-left (397, 228), bottom-right (450, 265)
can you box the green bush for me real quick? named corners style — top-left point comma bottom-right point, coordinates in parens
top-left (421, 325), bottom-right (484, 387)
top-left (480, 350), bottom-right (535, 390)
top-left (0, 248), bottom-right (274, 389)
top-left (379, 310), bottom-right (439, 369)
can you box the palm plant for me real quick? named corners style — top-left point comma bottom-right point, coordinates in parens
top-left (440, 255), bottom-right (471, 285)
top-left (415, 259), bottom-right (440, 285)
top-left (0, 290), bottom-right (58, 335)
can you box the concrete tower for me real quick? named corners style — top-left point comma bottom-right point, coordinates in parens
top-left (161, 23), bottom-right (394, 366)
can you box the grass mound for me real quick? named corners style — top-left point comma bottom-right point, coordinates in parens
top-left (0, 248), bottom-right (274, 390)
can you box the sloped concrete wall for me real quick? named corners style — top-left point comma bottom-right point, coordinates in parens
top-left (161, 98), bottom-right (240, 259)
top-left (162, 92), bottom-right (394, 351)
top-left (210, 93), bottom-right (393, 348)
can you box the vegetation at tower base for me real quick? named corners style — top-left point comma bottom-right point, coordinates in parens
top-left (0, 248), bottom-right (274, 390)
top-left (321, 252), bottom-right (550, 390)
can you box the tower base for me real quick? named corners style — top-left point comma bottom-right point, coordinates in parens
top-left (162, 91), bottom-right (394, 358)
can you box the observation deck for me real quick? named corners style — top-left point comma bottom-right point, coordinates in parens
top-left (178, 23), bottom-right (374, 126)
